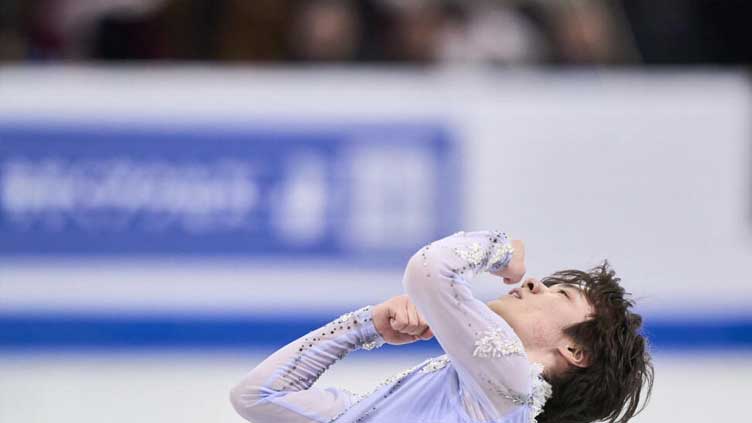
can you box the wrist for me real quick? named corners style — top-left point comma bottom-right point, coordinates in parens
top-left (492, 239), bottom-right (525, 283)
top-left (371, 303), bottom-right (393, 342)
top-left (354, 305), bottom-right (385, 351)
top-left (486, 231), bottom-right (515, 274)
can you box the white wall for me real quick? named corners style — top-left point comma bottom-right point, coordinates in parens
top-left (2, 67), bottom-right (749, 316)
top-left (1, 67), bottom-right (750, 423)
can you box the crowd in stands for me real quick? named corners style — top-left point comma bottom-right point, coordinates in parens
top-left (1, 0), bottom-right (749, 65)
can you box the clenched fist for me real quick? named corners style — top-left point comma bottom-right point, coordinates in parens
top-left (372, 295), bottom-right (434, 345)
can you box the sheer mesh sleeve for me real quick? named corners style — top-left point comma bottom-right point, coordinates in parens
top-left (230, 306), bottom-right (385, 423)
top-left (403, 230), bottom-right (543, 416)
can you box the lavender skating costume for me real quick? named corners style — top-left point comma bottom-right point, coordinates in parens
top-left (231, 231), bottom-right (551, 423)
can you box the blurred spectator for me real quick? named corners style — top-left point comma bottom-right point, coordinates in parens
top-left (621, 0), bottom-right (752, 64)
top-left (0, 0), bottom-right (749, 65)
top-left (0, 0), bottom-right (67, 61)
top-left (387, 1), bottom-right (448, 63)
top-left (547, 0), bottom-right (631, 64)
top-left (213, 0), bottom-right (293, 62)
top-left (437, 1), bottom-right (548, 64)
top-left (0, 0), bottom-right (26, 60)
top-left (290, 0), bottom-right (361, 62)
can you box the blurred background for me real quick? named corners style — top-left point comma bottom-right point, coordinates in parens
top-left (0, 1), bottom-right (750, 422)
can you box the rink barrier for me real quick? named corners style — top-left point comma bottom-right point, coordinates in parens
top-left (1, 313), bottom-right (750, 352)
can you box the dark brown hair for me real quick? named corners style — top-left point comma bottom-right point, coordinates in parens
top-left (537, 261), bottom-right (653, 423)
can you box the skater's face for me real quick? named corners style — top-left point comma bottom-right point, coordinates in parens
top-left (487, 278), bottom-right (593, 353)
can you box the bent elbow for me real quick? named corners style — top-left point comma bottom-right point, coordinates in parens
top-left (402, 249), bottom-right (429, 293)
top-left (403, 245), bottom-right (450, 298)
top-left (230, 382), bottom-right (267, 421)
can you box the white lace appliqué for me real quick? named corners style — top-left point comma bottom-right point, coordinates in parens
top-left (529, 362), bottom-right (552, 423)
top-left (452, 231), bottom-right (514, 274)
top-left (487, 242), bottom-right (514, 272)
top-left (453, 242), bottom-right (485, 268)
top-left (472, 328), bottom-right (525, 358)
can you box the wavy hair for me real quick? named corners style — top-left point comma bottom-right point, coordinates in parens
top-left (537, 261), bottom-right (654, 423)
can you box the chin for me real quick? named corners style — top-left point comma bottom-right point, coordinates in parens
top-left (488, 298), bottom-right (525, 333)
top-left (486, 297), bottom-right (511, 318)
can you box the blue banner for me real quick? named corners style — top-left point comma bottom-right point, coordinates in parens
top-left (1, 312), bottom-right (750, 352)
top-left (0, 122), bottom-right (458, 259)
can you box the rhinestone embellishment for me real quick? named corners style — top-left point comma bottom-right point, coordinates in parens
top-left (481, 362), bottom-right (551, 423)
top-left (487, 242), bottom-right (514, 272)
top-left (472, 328), bottom-right (525, 358)
top-left (419, 355), bottom-right (451, 374)
top-left (453, 242), bottom-right (485, 267)
top-left (327, 360), bottom-right (426, 422)
top-left (361, 340), bottom-right (380, 351)
top-left (451, 231), bottom-right (514, 274)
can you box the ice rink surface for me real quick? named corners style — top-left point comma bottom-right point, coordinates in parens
top-left (1, 350), bottom-right (748, 423)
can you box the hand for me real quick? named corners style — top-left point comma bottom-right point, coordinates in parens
top-left (372, 295), bottom-right (434, 345)
top-left (492, 239), bottom-right (526, 284)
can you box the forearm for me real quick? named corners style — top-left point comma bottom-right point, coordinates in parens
top-left (402, 230), bottom-right (533, 398)
top-left (406, 230), bottom-right (514, 291)
top-left (230, 305), bottom-right (385, 422)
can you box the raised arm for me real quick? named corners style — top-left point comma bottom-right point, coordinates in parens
top-left (230, 306), bottom-right (385, 423)
top-left (403, 230), bottom-right (539, 414)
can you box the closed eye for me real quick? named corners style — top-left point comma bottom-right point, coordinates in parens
top-left (559, 289), bottom-right (570, 299)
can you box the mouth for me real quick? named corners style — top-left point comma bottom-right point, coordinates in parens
top-left (509, 289), bottom-right (522, 300)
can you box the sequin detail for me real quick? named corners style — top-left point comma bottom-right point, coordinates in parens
top-left (334, 311), bottom-right (355, 325)
top-left (419, 354), bottom-right (450, 374)
top-left (451, 230), bottom-right (513, 274)
top-left (472, 328), bottom-right (525, 358)
top-left (483, 377), bottom-right (528, 407)
top-left (328, 359), bottom-right (429, 422)
top-left (481, 362), bottom-right (551, 423)
top-left (453, 242), bottom-right (485, 267)
top-left (421, 243), bottom-right (433, 278)
top-left (275, 306), bottom-right (381, 391)
top-left (487, 243), bottom-right (514, 273)
top-left (361, 340), bottom-right (380, 351)
top-left (327, 306), bottom-right (384, 352)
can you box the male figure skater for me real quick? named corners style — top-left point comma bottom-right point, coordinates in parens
top-left (231, 230), bottom-right (653, 423)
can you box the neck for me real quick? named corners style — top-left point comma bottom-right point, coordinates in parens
top-left (526, 347), bottom-right (563, 378)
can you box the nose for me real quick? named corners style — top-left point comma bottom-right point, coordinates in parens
top-left (524, 278), bottom-right (542, 294)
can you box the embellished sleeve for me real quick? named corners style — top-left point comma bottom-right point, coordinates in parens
top-left (230, 306), bottom-right (385, 423)
top-left (403, 231), bottom-right (547, 416)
